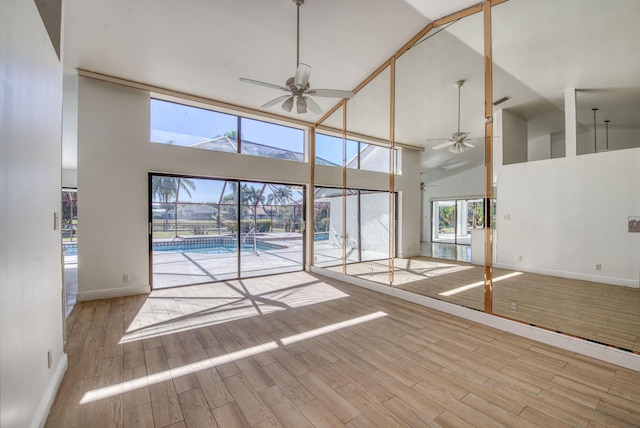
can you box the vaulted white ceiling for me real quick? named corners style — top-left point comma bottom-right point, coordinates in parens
top-left (63, 0), bottom-right (640, 182)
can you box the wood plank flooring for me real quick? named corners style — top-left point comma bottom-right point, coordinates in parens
top-left (47, 271), bottom-right (640, 427)
top-left (330, 257), bottom-right (640, 352)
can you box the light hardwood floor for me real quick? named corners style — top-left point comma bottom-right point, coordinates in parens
top-left (47, 271), bottom-right (640, 427)
top-left (329, 257), bottom-right (640, 353)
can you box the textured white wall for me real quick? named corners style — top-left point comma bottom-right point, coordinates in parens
top-left (0, 1), bottom-right (65, 426)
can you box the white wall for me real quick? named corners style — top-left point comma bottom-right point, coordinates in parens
top-left (501, 109), bottom-right (528, 165)
top-left (77, 78), bottom-right (422, 299)
top-left (0, 1), bottom-right (66, 427)
top-left (420, 165), bottom-right (485, 243)
top-left (494, 128), bottom-right (640, 288)
top-left (62, 168), bottom-right (77, 188)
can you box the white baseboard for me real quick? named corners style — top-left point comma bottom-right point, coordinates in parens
top-left (494, 262), bottom-right (639, 288)
top-left (397, 251), bottom-right (421, 259)
top-left (313, 269), bottom-right (640, 372)
top-left (311, 266), bottom-right (393, 296)
top-left (33, 353), bottom-right (68, 428)
top-left (77, 284), bottom-right (150, 301)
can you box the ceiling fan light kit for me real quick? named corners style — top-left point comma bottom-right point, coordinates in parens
top-left (239, 0), bottom-right (353, 114)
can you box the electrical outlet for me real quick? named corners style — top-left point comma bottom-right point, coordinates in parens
top-left (123, 273), bottom-right (131, 283)
top-left (517, 255), bottom-right (522, 262)
top-left (595, 264), bottom-right (602, 271)
top-left (47, 348), bottom-right (53, 369)
top-left (510, 301), bottom-right (518, 312)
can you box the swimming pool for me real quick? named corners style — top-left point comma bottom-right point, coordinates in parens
top-left (154, 242), bottom-right (280, 254)
top-left (62, 240), bottom-right (286, 256)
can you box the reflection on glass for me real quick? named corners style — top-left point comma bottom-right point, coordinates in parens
top-left (313, 187), bottom-right (348, 268)
top-left (492, 0), bottom-right (640, 353)
top-left (344, 190), bottom-right (392, 283)
top-left (359, 144), bottom-right (391, 173)
top-left (576, 88), bottom-right (640, 155)
top-left (492, 1), bottom-right (565, 164)
top-left (345, 66), bottom-right (392, 285)
top-left (393, 9), bottom-right (485, 310)
top-left (315, 133), bottom-right (359, 167)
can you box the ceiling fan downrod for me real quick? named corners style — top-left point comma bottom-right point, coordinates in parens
top-left (456, 80), bottom-right (464, 134)
top-left (293, 0), bottom-right (304, 68)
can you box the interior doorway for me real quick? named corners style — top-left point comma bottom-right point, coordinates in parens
top-left (150, 174), bottom-right (305, 289)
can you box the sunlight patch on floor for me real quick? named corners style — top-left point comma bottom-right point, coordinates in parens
top-left (82, 310), bottom-right (385, 404)
top-left (439, 271), bottom-right (523, 297)
top-left (280, 311), bottom-right (387, 345)
top-left (120, 274), bottom-right (349, 344)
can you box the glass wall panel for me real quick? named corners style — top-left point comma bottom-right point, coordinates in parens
top-left (576, 89), bottom-right (640, 155)
top-left (315, 132), bottom-right (359, 167)
top-left (344, 66), bottom-right (393, 285)
top-left (394, 9), bottom-right (485, 311)
top-left (313, 187), bottom-right (348, 268)
top-left (360, 191), bottom-right (390, 263)
top-left (359, 144), bottom-right (390, 173)
top-left (492, 0), bottom-right (640, 353)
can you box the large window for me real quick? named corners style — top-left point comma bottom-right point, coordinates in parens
top-left (151, 99), bottom-right (305, 162)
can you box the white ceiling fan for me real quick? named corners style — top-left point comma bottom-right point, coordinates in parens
top-left (430, 80), bottom-right (478, 153)
top-left (239, 0), bottom-right (354, 115)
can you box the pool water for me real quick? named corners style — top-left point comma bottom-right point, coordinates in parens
top-left (154, 243), bottom-right (278, 254)
top-left (63, 242), bottom-right (282, 256)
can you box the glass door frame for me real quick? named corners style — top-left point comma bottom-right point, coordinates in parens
top-left (149, 173), bottom-right (306, 289)
top-left (431, 197), bottom-right (485, 245)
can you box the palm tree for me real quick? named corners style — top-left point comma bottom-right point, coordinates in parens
top-left (151, 176), bottom-right (196, 234)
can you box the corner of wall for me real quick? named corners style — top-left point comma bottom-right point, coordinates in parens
top-left (32, 354), bottom-right (67, 428)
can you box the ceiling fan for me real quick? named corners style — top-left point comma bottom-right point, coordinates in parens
top-left (430, 80), bottom-right (477, 153)
top-left (239, 0), bottom-right (354, 115)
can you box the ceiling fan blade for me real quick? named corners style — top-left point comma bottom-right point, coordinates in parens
top-left (240, 78), bottom-right (289, 92)
top-left (304, 96), bottom-right (323, 114)
top-left (432, 140), bottom-right (455, 150)
top-left (282, 96), bottom-right (294, 112)
top-left (296, 96), bottom-right (307, 114)
top-left (294, 63), bottom-right (312, 88)
top-left (261, 95), bottom-right (292, 108)
top-left (308, 89), bottom-right (354, 99)
top-left (462, 142), bottom-right (475, 148)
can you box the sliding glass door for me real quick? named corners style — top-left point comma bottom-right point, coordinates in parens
top-left (150, 174), bottom-right (304, 288)
top-left (432, 198), bottom-right (484, 245)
